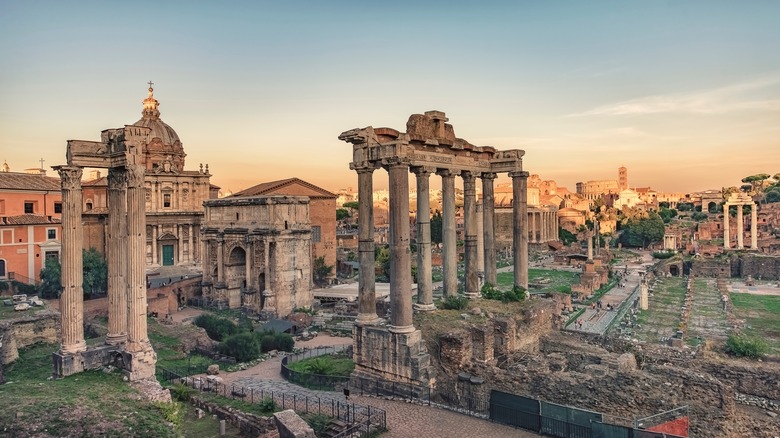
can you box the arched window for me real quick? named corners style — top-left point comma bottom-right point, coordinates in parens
top-left (0, 259), bottom-right (6, 278)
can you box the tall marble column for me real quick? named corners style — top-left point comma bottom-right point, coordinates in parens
top-left (482, 173), bottom-right (497, 285)
top-left (106, 167), bottom-right (128, 346)
top-left (387, 161), bottom-right (414, 333)
top-left (510, 171), bottom-right (529, 291)
top-left (438, 169), bottom-right (458, 298)
top-left (476, 201), bottom-right (484, 285)
top-left (737, 204), bottom-right (744, 249)
top-left (751, 204), bottom-right (758, 250)
top-left (462, 171), bottom-right (479, 298)
top-left (723, 204), bottom-right (730, 249)
top-left (126, 164), bottom-right (151, 353)
top-left (57, 166), bottom-right (86, 354)
top-left (356, 168), bottom-right (379, 324)
top-left (413, 167), bottom-right (434, 311)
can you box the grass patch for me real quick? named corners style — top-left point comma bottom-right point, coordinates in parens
top-left (731, 293), bottom-right (780, 354)
top-left (287, 353), bottom-right (354, 377)
top-left (0, 343), bottom-right (176, 437)
top-left (496, 268), bottom-right (580, 295)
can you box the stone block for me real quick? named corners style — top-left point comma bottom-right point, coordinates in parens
top-left (273, 409), bottom-right (316, 438)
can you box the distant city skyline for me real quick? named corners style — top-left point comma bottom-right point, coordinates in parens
top-left (1, 1), bottom-right (778, 195)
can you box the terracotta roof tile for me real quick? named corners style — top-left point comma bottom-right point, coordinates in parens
top-left (232, 177), bottom-right (336, 198)
top-left (2, 214), bottom-right (61, 225)
top-left (0, 172), bottom-right (60, 191)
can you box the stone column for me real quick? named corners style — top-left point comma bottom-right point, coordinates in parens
top-left (246, 239), bottom-right (253, 290)
top-left (751, 204), bottom-right (758, 250)
top-left (126, 164), bottom-right (151, 353)
top-left (177, 224), bottom-right (184, 265)
top-left (482, 173), bottom-right (497, 285)
top-left (356, 168), bottom-right (379, 324)
top-left (151, 182), bottom-right (157, 211)
top-left (462, 171), bottom-right (479, 298)
top-left (640, 280), bottom-right (649, 310)
top-left (587, 230), bottom-right (594, 260)
top-left (262, 239), bottom-right (276, 312)
top-left (510, 171), bottom-right (529, 291)
top-left (737, 204), bottom-right (744, 249)
top-left (216, 237), bottom-right (225, 283)
top-left (57, 166), bottom-right (86, 354)
top-left (476, 201), bottom-right (484, 286)
top-left (187, 225), bottom-right (194, 263)
top-left (151, 226), bottom-right (158, 265)
top-left (413, 167), bottom-right (434, 311)
top-left (723, 204), bottom-right (730, 249)
top-left (106, 168), bottom-right (128, 346)
top-left (438, 169), bottom-right (459, 298)
top-left (387, 161), bottom-right (414, 333)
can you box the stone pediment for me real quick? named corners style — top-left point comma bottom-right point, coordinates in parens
top-left (157, 232), bottom-right (178, 241)
top-left (231, 177), bottom-right (336, 199)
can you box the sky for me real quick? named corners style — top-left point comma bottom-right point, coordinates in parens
top-left (1, 1), bottom-right (779, 195)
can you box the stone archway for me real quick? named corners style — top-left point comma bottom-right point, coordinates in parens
top-left (225, 246), bottom-right (246, 308)
top-left (669, 265), bottom-right (680, 277)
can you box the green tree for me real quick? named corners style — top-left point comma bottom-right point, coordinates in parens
top-left (766, 188), bottom-right (780, 203)
top-left (39, 257), bottom-right (62, 298)
top-left (430, 210), bottom-right (443, 244)
top-left (676, 202), bottom-right (694, 212)
top-left (82, 248), bottom-right (108, 298)
top-left (559, 227), bottom-right (577, 246)
top-left (658, 207), bottom-right (678, 224)
top-left (336, 208), bottom-right (350, 221)
top-left (741, 173), bottom-right (771, 201)
top-left (312, 256), bottom-right (333, 287)
top-left (374, 245), bottom-right (391, 281)
top-left (619, 212), bottom-right (665, 249)
top-left (342, 201), bottom-right (359, 210)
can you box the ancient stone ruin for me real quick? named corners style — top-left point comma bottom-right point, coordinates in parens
top-left (339, 110), bottom-right (528, 386)
top-left (52, 125), bottom-right (157, 380)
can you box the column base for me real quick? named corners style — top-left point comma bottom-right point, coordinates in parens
top-left (53, 344), bottom-right (116, 378)
top-left (464, 292), bottom-right (481, 300)
top-left (105, 334), bottom-right (127, 346)
top-left (388, 324), bottom-right (416, 334)
top-left (122, 344), bottom-right (157, 381)
top-left (60, 340), bottom-right (87, 355)
top-left (413, 303), bottom-right (436, 312)
top-left (355, 313), bottom-right (383, 325)
top-left (352, 324), bottom-right (435, 386)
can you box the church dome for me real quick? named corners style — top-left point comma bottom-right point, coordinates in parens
top-left (132, 83), bottom-right (186, 172)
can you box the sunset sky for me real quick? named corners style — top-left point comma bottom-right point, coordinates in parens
top-left (1, 1), bottom-right (778, 195)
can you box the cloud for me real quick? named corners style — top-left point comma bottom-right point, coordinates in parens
top-left (571, 75), bottom-right (780, 116)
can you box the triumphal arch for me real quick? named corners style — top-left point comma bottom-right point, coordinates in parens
top-left (52, 125), bottom-right (156, 380)
top-left (339, 110), bottom-right (528, 386)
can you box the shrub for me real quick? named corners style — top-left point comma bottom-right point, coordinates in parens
top-left (480, 283), bottom-right (502, 300)
top-left (219, 332), bottom-right (261, 362)
top-left (652, 251), bottom-right (675, 259)
top-left (442, 294), bottom-right (468, 310)
top-left (259, 397), bottom-right (277, 413)
top-left (481, 283), bottom-right (526, 302)
top-left (504, 286), bottom-right (527, 302)
top-left (294, 307), bottom-right (317, 316)
top-left (304, 357), bottom-right (335, 375)
top-left (154, 401), bottom-right (184, 431)
top-left (304, 413), bottom-right (332, 437)
top-left (258, 331), bottom-right (294, 353)
top-left (194, 314), bottom-right (238, 341)
top-left (725, 334), bottom-right (768, 359)
top-left (170, 383), bottom-right (195, 402)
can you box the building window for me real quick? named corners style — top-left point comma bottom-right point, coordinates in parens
top-left (47, 229), bottom-right (57, 240)
top-left (24, 202), bottom-right (34, 214)
top-left (85, 202), bottom-right (93, 211)
top-left (311, 225), bottom-right (321, 243)
top-left (164, 194), bottom-right (171, 208)
top-left (0, 259), bottom-right (5, 277)
top-left (54, 202), bottom-right (62, 213)
top-left (45, 252), bottom-right (59, 263)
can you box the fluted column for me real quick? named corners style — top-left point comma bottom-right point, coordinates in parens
top-left (737, 204), bottom-right (744, 249)
top-left (511, 171), bottom-right (529, 291)
top-left (106, 168), bottom-right (128, 346)
top-left (476, 201), bottom-right (484, 285)
top-left (356, 168), bottom-right (379, 324)
top-left (387, 161), bottom-right (414, 333)
top-left (57, 166), bottom-right (86, 354)
top-left (723, 204), bottom-right (730, 249)
top-left (438, 169), bottom-right (458, 298)
top-left (126, 164), bottom-right (150, 352)
top-left (413, 167), bottom-right (434, 311)
top-left (482, 173), bottom-right (497, 285)
top-left (751, 204), bottom-right (758, 249)
top-left (462, 171), bottom-right (479, 298)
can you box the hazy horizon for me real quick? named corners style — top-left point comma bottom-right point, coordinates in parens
top-left (2, 1), bottom-right (778, 195)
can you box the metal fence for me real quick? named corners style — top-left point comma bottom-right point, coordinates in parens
top-left (159, 367), bottom-right (386, 437)
top-left (488, 390), bottom-right (688, 438)
top-left (281, 344), bottom-right (352, 391)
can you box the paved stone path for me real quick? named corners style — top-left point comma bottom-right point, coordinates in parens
top-left (214, 334), bottom-right (542, 437)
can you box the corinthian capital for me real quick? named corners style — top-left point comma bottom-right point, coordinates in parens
top-left (126, 164), bottom-right (145, 188)
top-left (56, 166), bottom-right (83, 191)
top-left (107, 167), bottom-right (128, 189)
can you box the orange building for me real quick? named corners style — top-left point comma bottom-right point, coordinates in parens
top-left (231, 178), bottom-right (337, 279)
top-left (0, 168), bottom-right (63, 284)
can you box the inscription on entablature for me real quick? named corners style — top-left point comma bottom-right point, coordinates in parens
top-left (413, 153), bottom-right (454, 164)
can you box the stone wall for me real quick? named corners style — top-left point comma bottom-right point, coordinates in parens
top-left (0, 310), bottom-right (60, 364)
top-left (691, 254), bottom-right (780, 280)
top-left (191, 396), bottom-right (275, 436)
